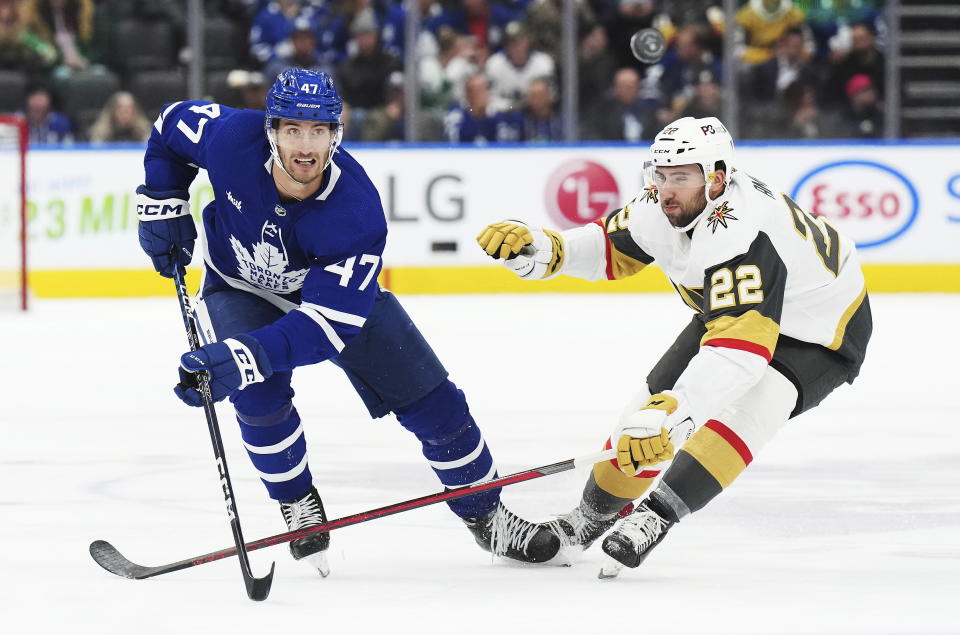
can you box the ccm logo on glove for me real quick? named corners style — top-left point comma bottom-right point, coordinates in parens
top-left (137, 202), bottom-right (189, 218)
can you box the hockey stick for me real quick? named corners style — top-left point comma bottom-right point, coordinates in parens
top-left (90, 448), bottom-right (617, 581)
top-left (169, 264), bottom-right (274, 601)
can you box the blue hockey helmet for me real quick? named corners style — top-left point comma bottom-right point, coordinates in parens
top-left (265, 68), bottom-right (343, 181)
top-left (266, 68), bottom-right (343, 123)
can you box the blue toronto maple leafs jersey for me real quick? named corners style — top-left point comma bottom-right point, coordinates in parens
top-left (143, 100), bottom-right (386, 372)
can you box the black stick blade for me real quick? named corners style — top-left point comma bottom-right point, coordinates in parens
top-left (90, 540), bottom-right (158, 580)
top-left (244, 562), bottom-right (275, 601)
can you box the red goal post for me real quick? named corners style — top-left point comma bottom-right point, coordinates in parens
top-left (0, 114), bottom-right (27, 311)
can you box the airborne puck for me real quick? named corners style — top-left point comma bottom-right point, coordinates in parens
top-left (630, 28), bottom-right (667, 64)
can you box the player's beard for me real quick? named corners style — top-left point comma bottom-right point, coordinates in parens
top-left (280, 148), bottom-right (326, 185)
top-left (661, 187), bottom-right (707, 228)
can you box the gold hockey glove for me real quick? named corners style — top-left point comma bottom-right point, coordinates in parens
top-left (477, 221), bottom-right (534, 260)
top-left (614, 392), bottom-right (681, 476)
top-left (476, 220), bottom-right (565, 279)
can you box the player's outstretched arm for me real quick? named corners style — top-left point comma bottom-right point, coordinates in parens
top-left (476, 219), bottom-right (565, 280)
top-left (477, 217), bottom-right (622, 282)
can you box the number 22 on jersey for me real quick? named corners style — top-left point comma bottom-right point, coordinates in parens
top-left (710, 265), bottom-right (763, 310)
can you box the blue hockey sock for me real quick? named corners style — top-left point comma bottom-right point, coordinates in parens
top-left (396, 381), bottom-right (500, 519)
top-left (237, 403), bottom-right (313, 501)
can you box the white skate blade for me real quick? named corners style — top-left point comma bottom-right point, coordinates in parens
top-left (598, 558), bottom-right (623, 579)
top-left (303, 551), bottom-right (330, 577)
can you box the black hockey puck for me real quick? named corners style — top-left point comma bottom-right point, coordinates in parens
top-left (630, 28), bottom-right (667, 64)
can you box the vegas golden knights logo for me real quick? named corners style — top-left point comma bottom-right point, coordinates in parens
top-left (706, 201), bottom-right (738, 233)
top-left (641, 185), bottom-right (659, 204)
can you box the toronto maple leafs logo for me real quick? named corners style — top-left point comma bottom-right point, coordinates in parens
top-left (640, 185), bottom-right (659, 204)
top-left (230, 221), bottom-right (308, 292)
top-left (706, 201), bottom-right (738, 234)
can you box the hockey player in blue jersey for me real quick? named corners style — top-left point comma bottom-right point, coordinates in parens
top-left (135, 68), bottom-right (560, 574)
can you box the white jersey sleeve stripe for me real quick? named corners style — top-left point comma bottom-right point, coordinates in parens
top-left (300, 301), bottom-right (367, 327)
top-left (242, 422), bottom-right (305, 455)
top-left (426, 437), bottom-right (486, 470)
top-left (255, 455), bottom-right (309, 482)
top-left (153, 101), bottom-right (183, 133)
top-left (296, 306), bottom-right (346, 352)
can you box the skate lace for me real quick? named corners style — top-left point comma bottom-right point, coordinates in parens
top-left (618, 508), bottom-right (668, 552)
top-left (555, 507), bottom-right (604, 547)
top-left (282, 493), bottom-right (324, 530)
top-left (489, 504), bottom-right (559, 557)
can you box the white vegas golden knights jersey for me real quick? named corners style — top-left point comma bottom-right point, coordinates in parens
top-left (561, 170), bottom-right (870, 369)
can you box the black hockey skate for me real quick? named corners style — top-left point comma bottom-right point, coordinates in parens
top-left (463, 503), bottom-right (562, 564)
top-left (554, 502), bottom-right (628, 552)
top-left (600, 500), bottom-right (674, 575)
top-left (279, 486), bottom-right (330, 577)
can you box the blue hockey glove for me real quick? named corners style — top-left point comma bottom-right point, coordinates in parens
top-left (136, 185), bottom-right (197, 278)
top-left (174, 334), bottom-right (273, 407)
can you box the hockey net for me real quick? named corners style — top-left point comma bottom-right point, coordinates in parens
top-left (0, 115), bottom-right (27, 311)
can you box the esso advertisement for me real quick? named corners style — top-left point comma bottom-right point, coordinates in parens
top-left (544, 159), bottom-right (620, 228)
top-left (790, 160), bottom-right (919, 249)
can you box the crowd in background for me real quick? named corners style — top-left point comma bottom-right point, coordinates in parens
top-left (0, 0), bottom-right (888, 145)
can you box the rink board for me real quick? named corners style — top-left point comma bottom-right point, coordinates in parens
top-left (17, 142), bottom-right (960, 296)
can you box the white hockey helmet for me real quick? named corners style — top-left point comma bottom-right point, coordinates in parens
top-left (648, 116), bottom-right (735, 193)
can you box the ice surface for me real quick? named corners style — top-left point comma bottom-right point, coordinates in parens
top-left (1, 294), bottom-right (958, 634)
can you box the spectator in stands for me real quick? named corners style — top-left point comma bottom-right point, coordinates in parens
top-left (0, 0), bottom-right (57, 73)
top-left (381, 0), bottom-right (453, 60)
top-left (776, 80), bottom-right (838, 139)
top-left (735, 0), bottom-right (809, 66)
top-left (264, 18), bottom-right (333, 81)
top-left (823, 21), bottom-right (884, 109)
top-left (524, 0), bottom-right (596, 65)
top-left (23, 0), bottom-right (100, 76)
top-left (656, 24), bottom-right (722, 118)
top-left (746, 27), bottom-right (818, 103)
top-left (578, 24), bottom-right (616, 124)
top-left (652, 0), bottom-right (724, 55)
top-left (583, 67), bottom-right (659, 142)
top-left (679, 74), bottom-right (721, 119)
top-left (839, 73), bottom-right (882, 138)
top-left (485, 21), bottom-right (554, 109)
top-left (225, 69), bottom-right (268, 110)
top-left (87, 90), bottom-right (151, 143)
top-left (336, 7), bottom-right (400, 141)
top-left (361, 70), bottom-right (404, 142)
top-left (444, 72), bottom-right (521, 143)
top-left (740, 25), bottom-right (819, 135)
top-left (249, 0), bottom-right (319, 66)
top-left (362, 70), bottom-right (444, 142)
top-left (420, 25), bottom-right (479, 111)
top-left (20, 84), bottom-right (72, 143)
top-left (804, 0), bottom-right (882, 61)
top-left (446, 0), bottom-right (519, 64)
top-left (602, 0), bottom-right (655, 73)
top-left (521, 77), bottom-right (562, 142)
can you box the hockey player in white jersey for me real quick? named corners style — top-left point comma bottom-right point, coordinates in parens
top-left (476, 116), bottom-right (872, 576)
